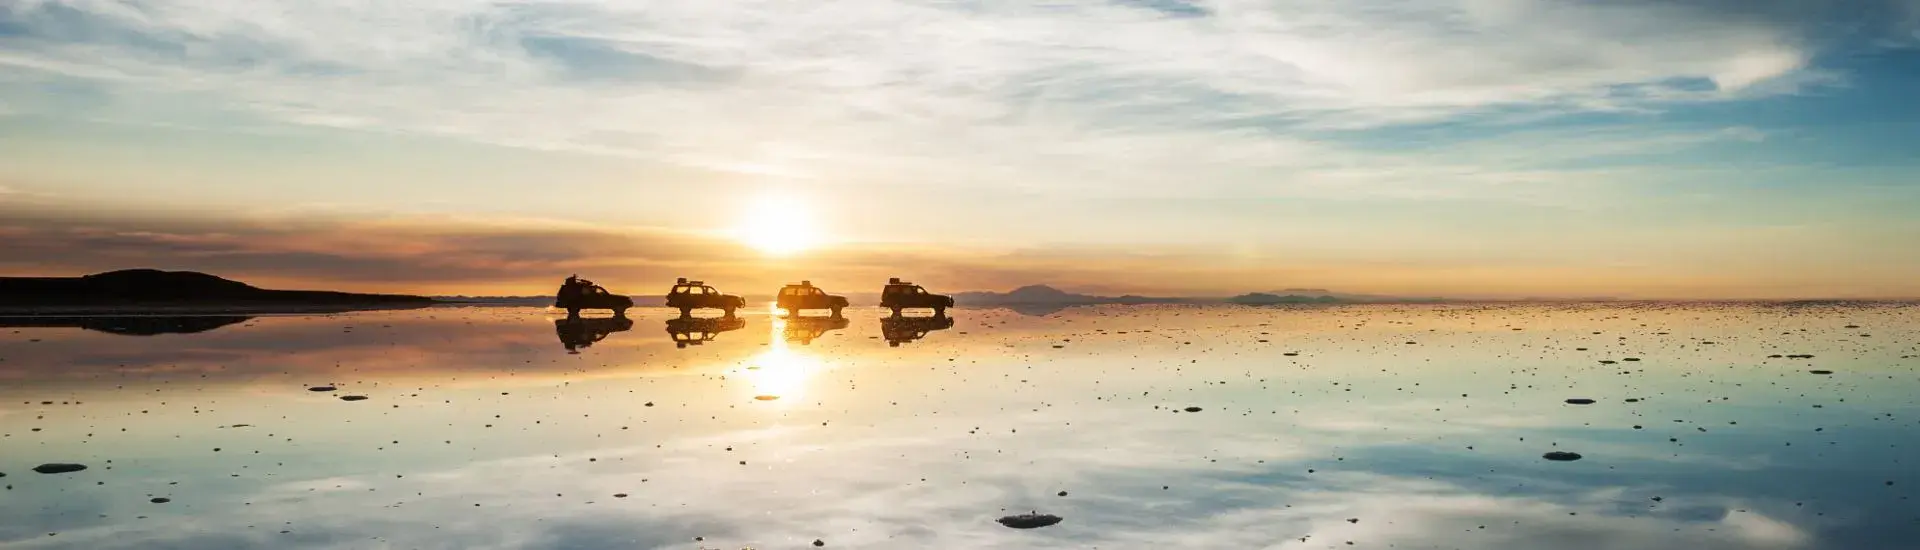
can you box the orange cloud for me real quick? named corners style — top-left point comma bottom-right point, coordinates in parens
top-left (3, 199), bottom-right (1916, 299)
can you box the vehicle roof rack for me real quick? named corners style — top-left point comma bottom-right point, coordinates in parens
top-left (889, 277), bottom-right (903, 284)
top-left (676, 277), bottom-right (688, 284)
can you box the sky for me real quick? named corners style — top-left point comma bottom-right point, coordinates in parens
top-left (3, 0), bottom-right (1919, 298)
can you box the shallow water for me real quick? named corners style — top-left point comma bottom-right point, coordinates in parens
top-left (1, 304), bottom-right (1916, 549)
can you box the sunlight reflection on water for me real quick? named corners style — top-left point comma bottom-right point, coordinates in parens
top-left (0, 303), bottom-right (1914, 549)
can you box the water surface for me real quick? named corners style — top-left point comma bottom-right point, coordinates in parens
top-left (2, 304), bottom-right (1916, 549)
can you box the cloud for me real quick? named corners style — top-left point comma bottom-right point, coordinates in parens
top-left (5, 195), bottom-right (1918, 299)
top-left (0, 200), bottom-right (1253, 295)
top-left (0, 0), bottom-right (1905, 195)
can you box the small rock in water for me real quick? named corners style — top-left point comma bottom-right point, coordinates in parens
top-left (1542, 452), bottom-right (1583, 462)
top-left (339, 395), bottom-right (369, 401)
top-left (33, 463), bottom-right (88, 474)
top-left (150, 497), bottom-right (170, 504)
top-left (813, 539), bottom-right (825, 547)
top-left (754, 395), bottom-right (779, 401)
top-left (1809, 370), bottom-right (1833, 375)
top-left (308, 386), bottom-right (336, 392)
top-left (1183, 406), bottom-right (1202, 412)
top-left (997, 513), bottom-right (1064, 529)
top-left (1565, 399), bottom-right (1596, 405)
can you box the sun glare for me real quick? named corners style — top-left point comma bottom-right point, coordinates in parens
top-left (736, 195), bottom-right (820, 256)
top-left (741, 316), bottom-right (819, 402)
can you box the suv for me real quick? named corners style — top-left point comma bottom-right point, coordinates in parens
top-left (775, 281), bottom-right (848, 317)
top-left (665, 278), bottom-right (745, 317)
top-left (555, 277), bottom-right (634, 317)
top-left (879, 278), bottom-right (953, 316)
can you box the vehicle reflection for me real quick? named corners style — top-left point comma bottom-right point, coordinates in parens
top-left (664, 316), bottom-right (747, 348)
top-left (0, 315), bottom-right (253, 336)
top-left (880, 314), bottom-right (954, 347)
top-left (552, 316), bottom-right (634, 353)
top-left (781, 315), bottom-right (848, 345)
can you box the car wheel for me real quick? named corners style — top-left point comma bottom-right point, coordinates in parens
top-left (678, 307), bottom-right (692, 317)
top-left (615, 307), bottom-right (629, 318)
top-left (566, 308), bottom-right (581, 318)
top-left (723, 307), bottom-right (736, 317)
top-left (831, 307), bottom-right (843, 318)
top-left (890, 307), bottom-right (902, 317)
top-left (934, 306), bottom-right (946, 317)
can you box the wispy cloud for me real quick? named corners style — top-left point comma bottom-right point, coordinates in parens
top-left (1, 0), bottom-right (1907, 197)
top-left (6, 196), bottom-right (1918, 298)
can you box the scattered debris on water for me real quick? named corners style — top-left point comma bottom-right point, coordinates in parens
top-left (997, 513), bottom-right (1064, 529)
top-left (33, 464), bottom-right (87, 474)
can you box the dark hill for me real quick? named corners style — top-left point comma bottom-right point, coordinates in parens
top-left (0, 269), bottom-right (435, 311)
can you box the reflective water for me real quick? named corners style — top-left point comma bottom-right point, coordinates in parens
top-left (1, 304), bottom-right (1916, 549)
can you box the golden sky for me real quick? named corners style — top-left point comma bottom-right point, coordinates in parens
top-left (3, 1), bottom-right (1919, 298)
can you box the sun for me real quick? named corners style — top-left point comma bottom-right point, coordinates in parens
top-left (736, 195), bottom-right (820, 256)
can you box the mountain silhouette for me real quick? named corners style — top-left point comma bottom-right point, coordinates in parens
top-left (0, 269), bottom-right (435, 311)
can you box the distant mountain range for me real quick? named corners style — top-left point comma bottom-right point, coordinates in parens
top-left (0, 269), bottom-right (435, 313)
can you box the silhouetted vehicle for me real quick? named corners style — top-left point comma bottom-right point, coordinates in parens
top-left (782, 315), bottom-right (849, 345)
top-left (881, 314), bottom-right (955, 347)
top-left (775, 281), bottom-right (848, 317)
top-left (880, 278), bottom-right (952, 316)
top-left (665, 316), bottom-right (747, 348)
top-left (665, 278), bottom-right (745, 317)
top-left (555, 275), bottom-right (633, 317)
top-left (554, 316), bottom-right (634, 353)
